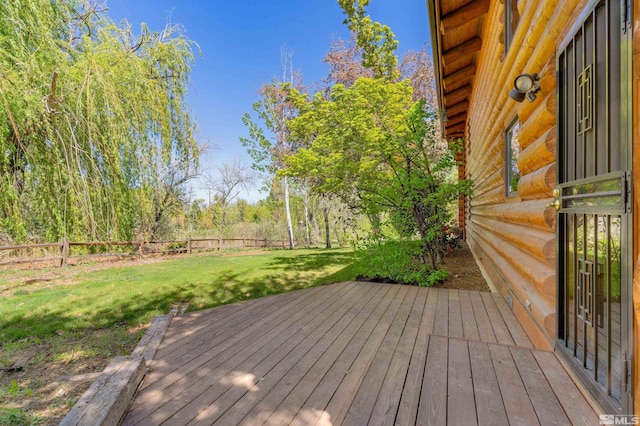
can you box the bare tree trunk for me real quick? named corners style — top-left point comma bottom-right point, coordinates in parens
top-left (322, 193), bottom-right (331, 249)
top-left (284, 175), bottom-right (295, 249)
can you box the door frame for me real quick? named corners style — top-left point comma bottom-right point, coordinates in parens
top-left (554, 0), bottom-right (634, 414)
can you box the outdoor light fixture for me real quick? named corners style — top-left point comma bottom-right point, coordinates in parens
top-left (508, 73), bottom-right (540, 103)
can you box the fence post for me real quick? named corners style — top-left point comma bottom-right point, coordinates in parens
top-left (138, 242), bottom-right (143, 259)
top-left (242, 238), bottom-right (246, 249)
top-left (60, 237), bottom-right (69, 267)
top-left (187, 238), bottom-right (191, 255)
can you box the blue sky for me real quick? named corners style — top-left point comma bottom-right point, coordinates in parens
top-left (106, 0), bottom-right (432, 202)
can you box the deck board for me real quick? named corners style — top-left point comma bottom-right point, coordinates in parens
top-left (489, 344), bottom-right (540, 425)
top-left (468, 340), bottom-right (509, 426)
top-left (122, 283), bottom-right (599, 426)
top-left (481, 292), bottom-right (516, 346)
top-left (417, 334), bottom-right (448, 426)
top-left (469, 291), bottom-right (498, 343)
top-left (324, 285), bottom-right (413, 425)
top-left (189, 283), bottom-right (372, 425)
top-left (394, 288), bottom-right (434, 426)
top-left (368, 287), bottom-right (426, 425)
top-left (285, 285), bottom-right (404, 426)
top-left (492, 293), bottom-right (534, 348)
top-left (459, 290), bottom-right (480, 341)
top-left (447, 339), bottom-right (476, 425)
top-left (447, 291), bottom-right (464, 339)
top-left (510, 348), bottom-right (570, 425)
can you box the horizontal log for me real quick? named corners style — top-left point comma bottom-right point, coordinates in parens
top-left (440, 0), bottom-right (490, 33)
top-left (446, 100), bottom-right (469, 117)
top-left (444, 85), bottom-right (472, 106)
top-left (517, 127), bottom-right (556, 175)
top-left (472, 168), bottom-right (503, 194)
top-left (470, 186), bottom-right (505, 207)
top-left (517, 163), bottom-right (556, 200)
top-left (0, 243), bottom-right (60, 250)
top-left (467, 228), bottom-right (557, 338)
top-left (468, 0), bottom-right (570, 152)
top-left (471, 199), bottom-right (556, 232)
top-left (70, 253), bottom-right (136, 261)
top-left (70, 241), bottom-right (137, 247)
top-left (446, 112), bottom-right (467, 126)
top-left (442, 37), bottom-right (482, 68)
top-left (443, 65), bottom-right (476, 91)
top-left (469, 137), bottom-right (503, 183)
top-left (471, 215), bottom-right (556, 266)
top-left (517, 90), bottom-right (556, 150)
top-left (468, 226), bottom-right (556, 299)
top-left (446, 122), bottom-right (466, 134)
top-left (0, 256), bottom-right (62, 267)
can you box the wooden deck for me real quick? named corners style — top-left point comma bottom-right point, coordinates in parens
top-left (122, 282), bottom-right (598, 425)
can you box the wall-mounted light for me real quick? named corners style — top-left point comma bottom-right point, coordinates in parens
top-left (508, 73), bottom-right (540, 103)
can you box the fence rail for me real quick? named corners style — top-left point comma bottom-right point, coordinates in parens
top-left (0, 237), bottom-right (296, 269)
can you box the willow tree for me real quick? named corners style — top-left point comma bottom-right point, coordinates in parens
top-left (0, 0), bottom-right (200, 243)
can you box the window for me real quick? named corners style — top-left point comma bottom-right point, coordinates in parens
top-left (504, 0), bottom-right (520, 52)
top-left (506, 118), bottom-right (521, 196)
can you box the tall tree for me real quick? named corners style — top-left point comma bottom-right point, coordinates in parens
top-left (0, 0), bottom-right (200, 243)
top-left (285, 78), bottom-right (472, 269)
top-left (240, 47), bottom-right (302, 249)
top-left (338, 0), bottom-right (399, 81)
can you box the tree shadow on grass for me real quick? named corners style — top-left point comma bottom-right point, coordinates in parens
top-left (0, 260), bottom-right (361, 343)
top-left (266, 250), bottom-right (357, 273)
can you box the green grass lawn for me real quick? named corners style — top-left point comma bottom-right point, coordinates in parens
top-left (0, 248), bottom-right (357, 343)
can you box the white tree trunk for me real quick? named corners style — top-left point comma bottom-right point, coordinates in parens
top-left (284, 175), bottom-right (295, 249)
top-left (323, 193), bottom-right (331, 249)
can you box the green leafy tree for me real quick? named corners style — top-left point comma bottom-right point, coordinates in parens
top-left (0, 0), bottom-right (200, 243)
top-left (338, 0), bottom-right (399, 81)
top-left (285, 78), bottom-right (472, 274)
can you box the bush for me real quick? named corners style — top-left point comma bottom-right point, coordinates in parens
top-left (354, 238), bottom-right (448, 287)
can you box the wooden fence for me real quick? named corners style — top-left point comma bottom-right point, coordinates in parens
top-left (0, 237), bottom-right (296, 269)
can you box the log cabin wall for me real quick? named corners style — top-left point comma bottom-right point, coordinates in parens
top-left (632, 0), bottom-right (640, 413)
top-left (431, 0), bottom-right (639, 412)
top-left (429, 0), bottom-right (597, 349)
top-left (466, 0), bottom-right (591, 350)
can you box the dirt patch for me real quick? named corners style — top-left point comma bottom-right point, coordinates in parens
top-left (0, 329), bottom-right (141, 425)
top-left (354, 242), bottom-right (490, 291)
top-left (439, 241), bottom-right (491, 292)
